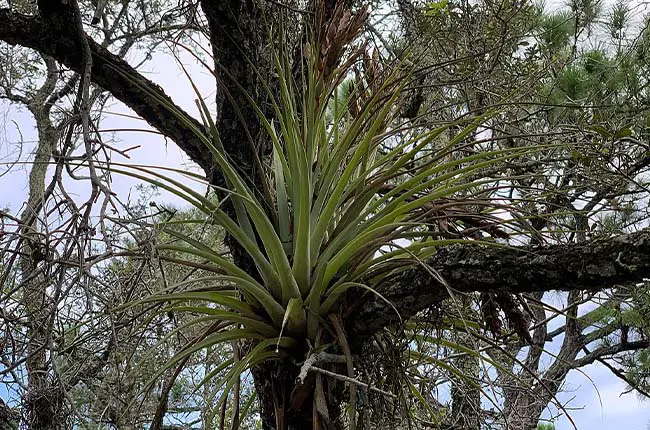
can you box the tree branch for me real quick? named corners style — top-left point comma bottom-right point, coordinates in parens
top-left (595, 357), bottom-right (650, 399)
top-left (352, 230), bottom-right (650, 336)
top-left (0, 8), bottom-right (213, 174)
top-left (572, 340), bottom-right (650, 368)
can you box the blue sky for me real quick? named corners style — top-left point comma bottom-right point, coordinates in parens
top-left (554, 364), bottom-right (650, 429)
top-left (541, 292), bottom-right (650, 429)
top-left (2, 3), bottom-right (650, 427)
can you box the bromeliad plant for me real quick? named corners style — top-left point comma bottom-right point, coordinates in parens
top-left (111, 5), bottom-right (538, 427)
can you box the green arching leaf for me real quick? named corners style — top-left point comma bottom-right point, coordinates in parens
top-left (310, 110), bottom-right (399, 260)
top-left (318, 281), bottom-right (400, 318)
top-left (140, 328), bottom-right (264, 401)
top-left (106, 164), bottom-right (284, 297)
top-left (132, 290), bottom-right (258, 319)
top-left (407, 379), bottom-right (446, 424)
top-left (310, 72), bottom-right (410, 256)
top-left (290, 126), bottom-right (313, 295)
top-left (198, 336), bottom-right (296, 399)
top-left (239, 390), bottom-right (257, 422)
top-left (192, 91), bottom-right (258, 243)
top-left (314, 141), bottom-right (531, 272)
top-left (273, 145), bottom-right (293, 257)
top-left (104, 55), bottom-right (300, 302)
top-left (364, 148), bottom-right (535, 223)
top-left (191, 356), bottom-right (235, 398)
top-left (160, 226), bottom-right (283, 301)
top-left (166, 306), bottom-right (276, 337)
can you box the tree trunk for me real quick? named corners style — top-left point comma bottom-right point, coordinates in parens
top-left (253, 361), bottom-right (310, 430)
top-left (252, 358), bottom-right (347, 430)
top-left (20, 105), bottom-right (65, 430)
top-left (199, 4), bottom-right (317, 426)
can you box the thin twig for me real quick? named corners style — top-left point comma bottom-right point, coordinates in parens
top-left (310, 366), bottom-right (397, 399)
top-left (297, 352), bottom-right (346, 384)
top-left (595, 357), bottom-right (650, 399)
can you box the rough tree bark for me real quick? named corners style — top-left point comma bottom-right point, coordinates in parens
top-left (3, 2), bottom-right (650, 429)
top-left (352, 229), bottom-right (650, 337)
top-left (13, 59), bottom-right (64, 430)
top-left (199, 2), bottom-right (317, 428)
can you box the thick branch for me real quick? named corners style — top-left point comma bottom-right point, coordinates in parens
top-left (353, 230), bottom-right (650, 336)
top-left (0, 8), bottom-right (213, 174)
